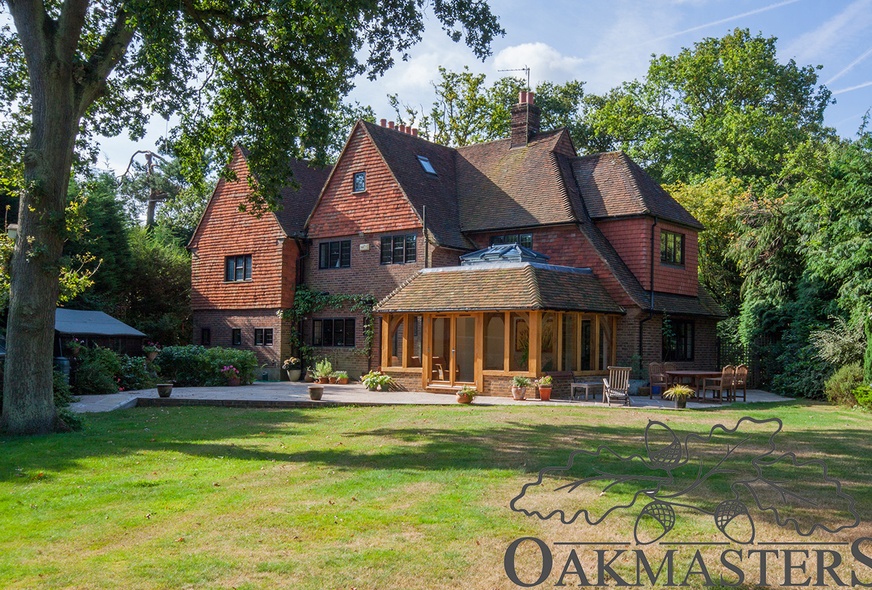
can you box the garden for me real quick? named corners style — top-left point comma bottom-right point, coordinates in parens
top-left (2, 401), bottom-right (872, 589)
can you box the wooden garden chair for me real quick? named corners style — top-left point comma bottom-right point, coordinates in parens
top-left (702, 365), bottom-right (735, 403)
top-left (733, 364), bottom-right (748, 401)
top-left (648, 362), bottom-right (667, 398)
top-left (603, 366), bottom-right (632, 407)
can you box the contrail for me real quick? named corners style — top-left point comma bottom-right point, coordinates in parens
top-left (826, 47), bottom-right (872, 85)
top-left (645, 0), bottom-right (802, 45)
top-left (832, 80), bottom-right (872, 95)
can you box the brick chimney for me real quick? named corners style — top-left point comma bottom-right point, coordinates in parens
top-left (510, 90), bottom-right (540, 148)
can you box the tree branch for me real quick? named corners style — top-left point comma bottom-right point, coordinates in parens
top-left (78, 4), bottom-right (136, 116)
top-left (56, 0), bottom-right (89, 61)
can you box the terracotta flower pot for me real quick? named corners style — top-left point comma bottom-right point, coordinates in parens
top-left (228, 376), bottom-right (240, 386)
top-left (328, 376), bottom-right (338, 384)
top-left (337, 377), bottom-right (349, 384)
top-left (511, 386), bottom-right (526, 400)
top-left (308, 385), bottom-right (324, 400)
top-left (456, 393), bottom-right (473, 404)
top-left (538, 386), bottom-right (552, 401)
top-left (317, 377), bottom-right (329, 384)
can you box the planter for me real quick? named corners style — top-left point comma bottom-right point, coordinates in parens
top-left (286, 369), bottom-right (301, 382)
top-left (317, 377), bottom-right (329, 384)
top-left (156, 384), bottom-right (173, 398)
top-left (638, 386), bottom-right (651, 397)
top-left (308, 385), bottom-right (324, 400)
top-left (456, 393), bottom-right (474, 404)
top-left (675, 397), bottom-right (687, 409)
top-left (227, 376), bottom-right (240, 387)
top-left (511, 386), bottom-right (526, 401)
top-left (337, 377), bottom-right (349, 385)
top-left (145, 351), bottom-right (158, 362)
top-left (304, 372), bottom-right (315, 383)
top-left (538, 386), bottom-right (552, 401)
top-left (328, 376), bottom-right (338, 384)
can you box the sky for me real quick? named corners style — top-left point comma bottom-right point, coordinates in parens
top-left (97, 0), bottom-right (872, 172)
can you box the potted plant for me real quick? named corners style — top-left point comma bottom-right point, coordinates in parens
top-left (66, 338), bottom-right (85, 358)
top-left (308, 384), bottom-right (324, 400)
top-left (143, 341), bottom-right (161, 363)
top-left (282, 356), bottom-right (302, 382)
top-left (511, 376), bottom-right (531, 400)
top-left (663, 384), bottom-right (695, 409)
top-left (456, 385), bottom-right (477, 404)
top-left (221, 365), bottom-right (241, 386)
top-left (304, 367), bottom-right (315, 382)
top-left (313, 358), bottom-right (333, 384)
top-left (362, 370), bottom-right (392, 391)
top-left (333, 370), bottom-right (349, 385)
top-left (537, 375), bottom-right (553, 401)
top-left (156, 383), bottom-right (173, 397)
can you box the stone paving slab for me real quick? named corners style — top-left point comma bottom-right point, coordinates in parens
top-left (69, 382), bottom-right (789, 413)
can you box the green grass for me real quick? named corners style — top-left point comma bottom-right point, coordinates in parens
top-left (1, 401), bottom-right (871, 589)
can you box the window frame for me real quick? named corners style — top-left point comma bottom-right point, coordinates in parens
top-left (201, 327), bottom-right (211, 346)
top-left (416, 155), bottom-right (437, 175)
top-left (663, 319), bottom-right (694, 362)
top-left (254, 328), bottom-right (274, 347)
top-left (312, 318), bottom-right (356, 348)
top-left (231, 328), bottom-right (242, 346)
top-left (380, 234), bottom-right (417, 265)
top-left (490, 233), bottom-right (533, 250)
top-left (224, 254), bottom-right (252, 282)
top-left (352, 171), bottom-right (366, 193)
top-left (318, 240), bottom-right (351, 269)
top-left (660, 230), bottom-right (685, 266)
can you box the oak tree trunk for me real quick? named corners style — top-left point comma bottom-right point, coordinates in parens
top-left (1, 6), bottom-right (80, 434)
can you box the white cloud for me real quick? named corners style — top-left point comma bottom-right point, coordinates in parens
top-left (493, 43), bottom-right (585, 86)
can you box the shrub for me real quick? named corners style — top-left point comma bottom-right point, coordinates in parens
top-left (811, 316), bottom-right (865, 366)
top-left (156, 345), bottom-right (257, 386)
top-left (824, 363), bottom-right (863, 407)
top-left (853, 384), bottom-right (872, 410)
top-left (117, 355), bottom-right (158, 391)
top-left (73, 346), bottom-right (123, 395)
top-left (361, 370), bottom-right (392, 390)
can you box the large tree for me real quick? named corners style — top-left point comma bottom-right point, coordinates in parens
top-left (0, 0), bottom-right (502, 434)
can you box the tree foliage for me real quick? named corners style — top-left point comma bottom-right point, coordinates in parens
top-left (0, 0), bottom-right (502, 434)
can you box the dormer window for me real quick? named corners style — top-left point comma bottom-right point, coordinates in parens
top-left (352, 171), bottom-right (366, 193)
top-left (417, 156), bottom-right (436, 175)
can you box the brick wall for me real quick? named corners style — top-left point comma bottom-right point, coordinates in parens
top-left (470, 224), bottom-right (636, 307)
top-left (190, 147), bottom-right (298, 311)
top-left (615, 311), bottom-right (719, 375)
top-left (191, 308), bottom-right (293, 380)
top-left (596, 217), bottom-right (698, 297)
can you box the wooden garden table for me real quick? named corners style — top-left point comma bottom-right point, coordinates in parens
top-left (665, 370), bottom-right (724, 402)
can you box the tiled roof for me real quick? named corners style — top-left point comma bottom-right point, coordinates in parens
top-left (651, 286), bottom-right (727, 318)
top-left (455, 130), bottom-right (579, 232)
top-left (572, 152), bottom-right (703, 230)
top-left (273, 159), bottom-right (333, 236)
top-left (375, 263), bottom-right (624, 314)
top-left (363, 122), bottom-right (472, 250)
top-left (236, 145), bottom-right (332, 237)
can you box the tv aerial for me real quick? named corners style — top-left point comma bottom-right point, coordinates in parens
top-left (498, 65), bottom-right (531, 90)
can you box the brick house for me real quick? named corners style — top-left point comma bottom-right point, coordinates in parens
top-left (188, 146), bottom-right (331, 380)
top-left (191, 92), bottom-right (723, 393)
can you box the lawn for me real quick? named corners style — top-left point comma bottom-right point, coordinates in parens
top-left (2, 401), bottom-right (872, 589)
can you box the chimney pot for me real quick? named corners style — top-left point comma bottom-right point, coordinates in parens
top-left (519, 90), bottom-right (527, 104)
top-left (412, 128), bottom-right (418, 137)
top-left (380, 118), bottom-right (387, 127)
top-left (388, 121), bottom-right (395, 129)
top-left (399, 124), bottom-right (406, 133)
top-left (527, 91), bottom-right (535, 104)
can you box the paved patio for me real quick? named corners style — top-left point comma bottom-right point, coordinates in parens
top-left (70, 381), bottom-right (788, 413)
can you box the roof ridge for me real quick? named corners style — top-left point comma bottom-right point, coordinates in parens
top-left (525, 265), bottom-right (543, 308)
top-left (549, 152), bottom-right (577, 221)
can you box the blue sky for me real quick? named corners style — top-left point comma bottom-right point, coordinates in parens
top-left (99, 0), bottom-right (872, 171)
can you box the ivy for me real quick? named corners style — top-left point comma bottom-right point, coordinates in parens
top-left (279, 286), bottom-right (377, 366)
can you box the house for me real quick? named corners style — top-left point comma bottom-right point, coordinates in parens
top-left (191, 91), bottom-right (724, 393)
top-left (188, 147), bottom-right (331, 380)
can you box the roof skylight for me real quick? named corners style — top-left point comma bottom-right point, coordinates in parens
top-left (417, 155), bottom-right (437, 175)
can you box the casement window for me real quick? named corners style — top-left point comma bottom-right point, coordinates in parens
top-left (491, 233), bottom-right (533, 250)
top-left (225, 255), bottom-right (252, 281)
top-left (254, 328), bottom-right (274, 347)
top-left (312, 318), bottom-right (355, 347)
top-left (380, 234), bottom-right (417, 265)
top-left (201, 328), bottom-right (211, 346)
top-left (352, 171), bottom-right (366, 193)
top-left (663, 320), bottom-right (694, 362)
top-left (231, 328), bottom-right (242, 346)
top-left (318, 240), bottom-right (351, 269)
top-left (660, 230), bottom-right (684, 265)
